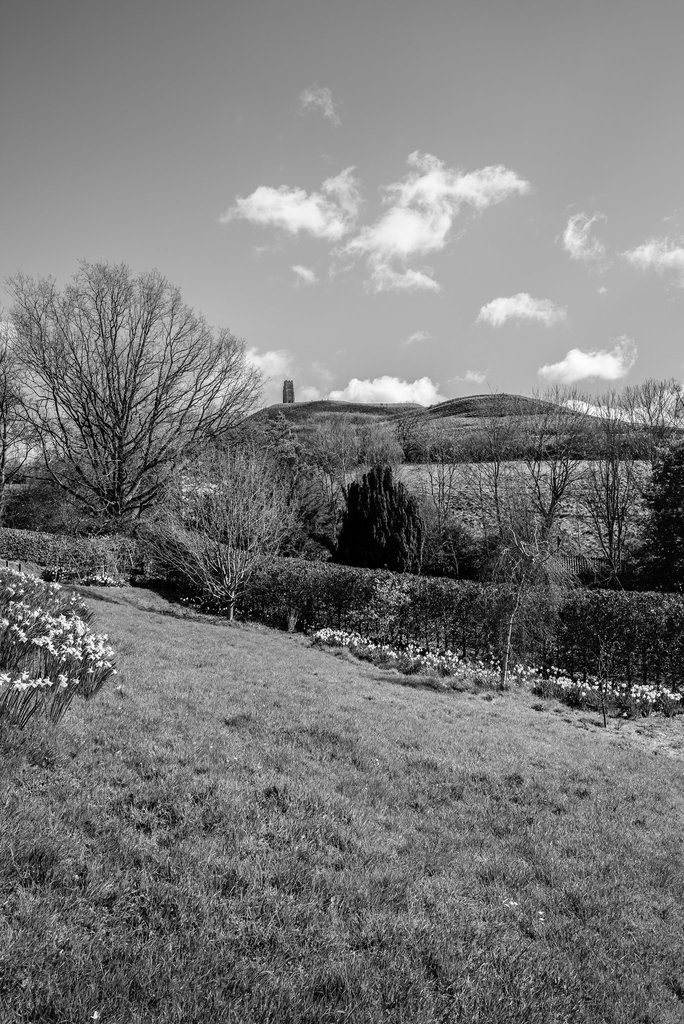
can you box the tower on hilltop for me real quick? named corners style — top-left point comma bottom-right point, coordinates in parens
top-left (282, 379), bottom-right (294, 403)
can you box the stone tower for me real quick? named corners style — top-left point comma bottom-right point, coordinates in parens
top-left (282, 379), bottom-right (295, 403)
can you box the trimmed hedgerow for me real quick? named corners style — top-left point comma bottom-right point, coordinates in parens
top-left (242, 558), bottom-right (684, 694)
top-left (0, 528), bottom-right (139, 582)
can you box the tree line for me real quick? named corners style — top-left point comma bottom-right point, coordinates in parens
top-left (2, 260), bottom-right (684, 613)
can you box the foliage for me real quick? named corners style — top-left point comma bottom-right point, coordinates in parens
top-left (336, 464), bottom-right (423, 572)
top-left (0, 567), bottom-right (116, 727)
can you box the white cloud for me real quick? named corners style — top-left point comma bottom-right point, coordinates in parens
top-left (299, 85), bottom-right (341, 125)
top-left (623, 238), bottom-right (684, 284)
top-left (476, 293), bottom-right (566, 328)
top-left (370, 265), bottom-right (441, 293)
top-left (597, 286), bottom-right (608, 295)
top-left (403, 329), bottom-right (431, 346)
top-left (538, 336), bottom-right (637, 384)
top-left (344, 152), bottom-right (530, 293)
top-left (246, 347), bottom-right (292, 379)
top-left (328, 375), bottom-right (445, 406)
top-left (461, 369), bottom-right (487, 384)
top-left (562, 212), bottom-right (607, 262)
top-left (292, 264), bottom-right (317, 286)
top-left (222, 167), bottom-right (360, 241)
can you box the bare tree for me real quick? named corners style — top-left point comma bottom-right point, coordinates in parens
top-left (145, 446), bottom-right (297, 620)
top-left (519, 386), bottom-right (589, 539)
top-left (620, 377), bottom-right (684, 471)
top-left (580, 391), bottom-right (643, 577)
top-left (9, 262), bottom-right (261, 526)
top-left (491, 520), bottom-right (575, 686)
top-left (0, 317), bottom-right (34, 520)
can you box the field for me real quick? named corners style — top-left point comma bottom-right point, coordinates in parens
top-left (1, 586), bottom-right (683, 1023)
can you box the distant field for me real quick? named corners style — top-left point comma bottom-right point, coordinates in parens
top-left (1, 586), bottom-right (682, 1023)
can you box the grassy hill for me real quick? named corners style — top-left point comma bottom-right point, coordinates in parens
top-left (249, 393), bottom-right (602, 460)
top-left (2, 585), bottom-right (683, 1023)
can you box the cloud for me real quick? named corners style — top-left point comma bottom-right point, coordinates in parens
top-left (476, 293), bottom-right (566, 327)
top-left (460, 369), bottom-right (487, 384)
top-left (222, 167), bottom-right (360, 241)
top-left (344, 152), bottom-right (531, 293)
top-left (371, 265), bottom-right (441, 293)
top-left (403, 329), bottom-right (431, 346)
top-left (292, 264), bottom-right (317, 286)
top-left (328, 375), bottom-right (446, 406)
top-left (246, 347), bottom-right (292, 380)
top-left (299, 85), bottom-right (341, 125)
top-left (538, 336), bottom-right (637, 384)
top-left (622, 238), bottom-right (684, 284)
top-left (562, 212), bottom-right (607, 262)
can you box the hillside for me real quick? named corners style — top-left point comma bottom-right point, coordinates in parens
top-left (249, 392), bottom-right (603, 459)
top-left (251, 392), bottom-right (553, 425)
top-left (2, 585), bottom-right (683, 1023)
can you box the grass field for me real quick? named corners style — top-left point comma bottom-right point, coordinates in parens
top-left (1, 585), bottom-right (683, 1023)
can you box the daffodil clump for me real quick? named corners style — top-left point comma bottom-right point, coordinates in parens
top-left (534, 670), bottom-right (682, 717)
top-left (311, 627), bottom-right (505, 690)
top-left (312, 628), bottom-right (683, 717)
top-left (0, 568), bottom-right (116, 728)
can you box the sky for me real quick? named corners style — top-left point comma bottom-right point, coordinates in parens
top-left (1, 0), bottom-right (683, 407)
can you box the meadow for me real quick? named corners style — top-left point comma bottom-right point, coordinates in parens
top-left (1, 584), bottom-right (683, 1023)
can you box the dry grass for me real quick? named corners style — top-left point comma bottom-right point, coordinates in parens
top-left (1, 585), bottom-right (683, 1023)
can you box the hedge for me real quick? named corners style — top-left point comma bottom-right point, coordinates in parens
top-left (243, 557), bottom-right (684, 690)
top-left (0, 528), bottom-right (140, 581)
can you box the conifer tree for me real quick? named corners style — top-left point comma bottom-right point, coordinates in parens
top-left (336, 465), bottom-right (423, 572)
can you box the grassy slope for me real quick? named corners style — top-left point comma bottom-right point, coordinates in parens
top-left (1, 587), bottom-right (683, 1024)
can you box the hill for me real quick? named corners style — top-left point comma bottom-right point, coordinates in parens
top-left (249, 393), bottom-right (602, 460)
top-left (2, 585), bottom-right (683, 1023)
top-left (252, 393), bottom-right (554, 425)
top-left (250, 398), bottom-right (423, 424)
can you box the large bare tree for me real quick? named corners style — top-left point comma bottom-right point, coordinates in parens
top-left (9, 262), bottom-right (261, 526)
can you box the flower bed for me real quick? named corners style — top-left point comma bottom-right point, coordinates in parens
top-left (0, 567), bottom-right (117, 729)
top-left (533, 670), bottom-right (682, 717)
top-left (312, 628), bottom-right (683, 718)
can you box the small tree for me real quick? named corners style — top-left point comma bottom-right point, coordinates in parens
top-left (336, 465), bottom-right (423, 572)
top-left (490, 519), bottom-right (575, 686)
top-left (144, 446), bottom-right (297, 619)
